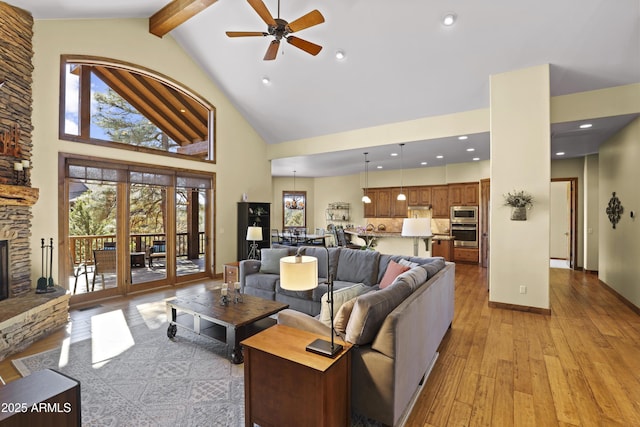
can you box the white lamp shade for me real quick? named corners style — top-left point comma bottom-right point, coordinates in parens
top-left (280, 256), bottom-right (318, 291)
top-left (246, 226), bottom-right (263, 241)
top-left (362, 195), bottom-right (372, 203)
top-left (401, 218), bottom-right (432, 237)
top-left (397, 192), bottom-right (406, 201)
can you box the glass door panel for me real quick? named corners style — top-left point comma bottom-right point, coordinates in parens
top-left (68, 179), bottom-right (120, 296)
top-left (176, 187), bottom-right (206, 277)
top-left (129, 183), bottom-right (168, 285)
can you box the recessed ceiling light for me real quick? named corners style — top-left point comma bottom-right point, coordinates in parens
top-left (458, 135), bottom-right (468, 140)
top-left (377, 165), bottom-right (383, 169)
top-left (556, 152), bottom-right (566, 156)
top-left (472, 157), bottom-right (480, 161)
top-left (579, 123), bottom-right (592, 129)
top-left (421, 161), bottom-right (428, 165)
top-left (262, 76), bottom-right (271, 85)
top-left (442, 13), bottom-right (457, 26)
top-left (390, 152), bottom-right (398, 157)
top-left (335, 50), bottom-right (346, 60)
top-left (466, 148), bottom-right (475, 152)
top-left (436, 155), bottom-right (444, 159)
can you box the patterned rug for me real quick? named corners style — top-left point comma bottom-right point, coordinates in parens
top-left (12, 322), bottom-right (380, 427)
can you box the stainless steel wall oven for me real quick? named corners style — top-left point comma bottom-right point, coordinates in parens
top-left (450, 206), bottom-right (479, 248)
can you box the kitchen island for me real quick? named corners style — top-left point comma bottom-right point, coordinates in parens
top-left (344, 229), bottom-right (433, 257)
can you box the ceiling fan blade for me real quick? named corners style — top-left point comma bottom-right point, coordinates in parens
top-left (286, 36), bottom-right (322, 56)
top-left (247, 0), bottom-right (276, 27)
top-left (264, 40), bottom-right (280, 61)
top-left (287, 10), bottom-right (325, 33)
top-left (226, 31), bottom-right (268, 37)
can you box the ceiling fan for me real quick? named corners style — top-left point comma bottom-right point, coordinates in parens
top-left (226, 0), bottom-right (325, 61)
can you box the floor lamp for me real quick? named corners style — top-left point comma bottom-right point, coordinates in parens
top-left (401, 218), bottom-right (432, 257)
top-left (280, 248), bottom-right (343, 358)
top-left (246, 226), bottom-right (263, 260)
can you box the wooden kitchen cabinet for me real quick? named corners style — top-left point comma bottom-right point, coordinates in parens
top-left (431, 238), bottom-right (454, 261)
top-left (408, 186), bottom-right (432, 207)
top-left (454, 247), bottom-right (479, 263)
top-left (449, 182), bottom-right (479, 206)
top-left (363, 188), bottom-right (376, 217)
top-left (375, 188), bottom-right (392, 217)
top-left (431, 186), bottom-right (450, 218)
top-left (391, 187), bottom-right (408, 217)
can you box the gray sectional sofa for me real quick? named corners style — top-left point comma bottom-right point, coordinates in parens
top-left (239, 245), bottom-right (455, 426)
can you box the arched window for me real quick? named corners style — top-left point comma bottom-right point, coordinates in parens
top-left (59, 55), bottom-right (215, 162)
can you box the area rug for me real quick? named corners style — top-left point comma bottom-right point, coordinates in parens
top-left (12, 322), bottom-right (380, 427)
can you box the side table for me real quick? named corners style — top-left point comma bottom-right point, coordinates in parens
top-left (223, 261), bottom-right (239, 284)
top-left (241, 324), bottom-right (352, 427)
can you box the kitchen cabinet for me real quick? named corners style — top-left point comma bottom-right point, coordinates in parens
top-left (391, 187), bottom-right (408, 217)
top-left (431, 186), bottom-right (450, 218)
top-left (431, 238), bottom-right (454, 261)
top-left (363, 189), bottom-right (376, 217)
top-left (454, 247), bottom-right (479, 263)
top-left (449, 182), bottom-right (479, 206)
top-left (408, 186), bottom-right (432, 207)
top-left (375, 188), bottom-right (392, 217)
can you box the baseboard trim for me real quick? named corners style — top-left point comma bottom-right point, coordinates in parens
top-left (488, 301), bottom-right (551, 315)
top-left (584, 269), bottom-right (599, 275)
top-left (598, 279), bottom-right (640, 315)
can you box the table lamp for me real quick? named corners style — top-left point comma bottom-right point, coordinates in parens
top-left (280, 250), bottom-right (343, 358)
top-left (246, 226), bottom-right (263, 260)
top-left (401, 218), bottom-right (432, 257)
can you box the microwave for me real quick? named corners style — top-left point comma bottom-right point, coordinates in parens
top-left (450, 206), bottom-right (478, 223)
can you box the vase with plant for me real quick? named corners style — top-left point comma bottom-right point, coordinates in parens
top-left (503, 190), bottom-right (533, 220)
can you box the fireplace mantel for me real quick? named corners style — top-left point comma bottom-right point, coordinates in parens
top-left (0, 184), bottom-right (39, 206)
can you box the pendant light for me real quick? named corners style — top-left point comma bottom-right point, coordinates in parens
top-left (362, 152), bottom-right (372, 204)
top-left (397, 143), bottom-right (406, 201)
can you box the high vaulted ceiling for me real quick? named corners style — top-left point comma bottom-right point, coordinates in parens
top-left (6, 0), bottom-right (640, 177)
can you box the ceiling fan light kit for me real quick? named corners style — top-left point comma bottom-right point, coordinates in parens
top-left (226, 0), bottom-right (325, 61)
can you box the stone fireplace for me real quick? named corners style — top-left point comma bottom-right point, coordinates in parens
top-left (0, 2), bottom-right (69, 362)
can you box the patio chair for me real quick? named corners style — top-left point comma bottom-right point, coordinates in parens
top-left (92, 249), bottom-right (116, 291)
top-left (103, 241), bottom-right (116, 250)
top-left (70, 252), bottom-right (89, 294)
top-left (148, 240), bottom-right (166, 268)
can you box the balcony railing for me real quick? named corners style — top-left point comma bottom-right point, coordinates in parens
top-left (69, 232), bottom-right (205, 265)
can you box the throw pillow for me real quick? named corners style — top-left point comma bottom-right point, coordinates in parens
top-left (398, 258), bottom-right (419, 268)
top-left (379, 260), bottom-right (410, 289)
top-left (259, 248), bottom-right (290, 274)
top-left (334, 297), bottom-right (357, 333)
top-left (318, 283), bottom-right (368, 327)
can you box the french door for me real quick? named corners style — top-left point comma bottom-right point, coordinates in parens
top-left (62, 156), bottom-right (214, 303)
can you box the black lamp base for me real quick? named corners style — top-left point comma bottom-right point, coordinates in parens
top-left (305, 338), bottom-right (343, 358)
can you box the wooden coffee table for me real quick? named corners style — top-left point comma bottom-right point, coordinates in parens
top-left (166, 289), bottom-right (288, 364)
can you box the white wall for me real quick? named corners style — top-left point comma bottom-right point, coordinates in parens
top-left (489, 65), bottom-right (551, 310)
top-left (599, 117), bottom-right (640, 308)
top-left (30, 18), bottom-right (270, 281)
top-left (583, 154), bottom-right (599, 271)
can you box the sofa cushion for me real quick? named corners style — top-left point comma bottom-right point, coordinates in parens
top-left (394, 265), bottom-right (429, 291)
top-left (379, 260), bottom-right (410, 289)
top-left (259, 248), bottom-right (290, 274)
top-left (335, 249), bottom-right (380, 286)
top-left (345, 281), bottom-right (412, 345)
top-left (245, 273), bottom-right (279, 292)
top-left (334, 297), bottom-right (357, 333)
top-left (421, 258), bottom-right (446, 279)
top-left (318, 283), bottom-right (369, 327)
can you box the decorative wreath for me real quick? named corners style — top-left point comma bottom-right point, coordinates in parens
top-left (606, 192), bottom-right (624, 229)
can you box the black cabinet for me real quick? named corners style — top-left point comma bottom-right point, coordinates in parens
top-left (237, 202), bottom-right (271, 260)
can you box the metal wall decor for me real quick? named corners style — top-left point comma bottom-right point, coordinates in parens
top-left (606, 192), bottom-right (624, 229)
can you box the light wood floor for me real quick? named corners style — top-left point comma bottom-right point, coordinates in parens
top-left (2, 265), bottom-right (639, 426)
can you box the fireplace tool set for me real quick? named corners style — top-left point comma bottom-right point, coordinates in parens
top-left (36, 238), bottom-right (56, 294)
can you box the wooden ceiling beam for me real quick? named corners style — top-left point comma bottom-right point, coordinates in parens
top-left (149, 0), bottom-right (218, 38)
